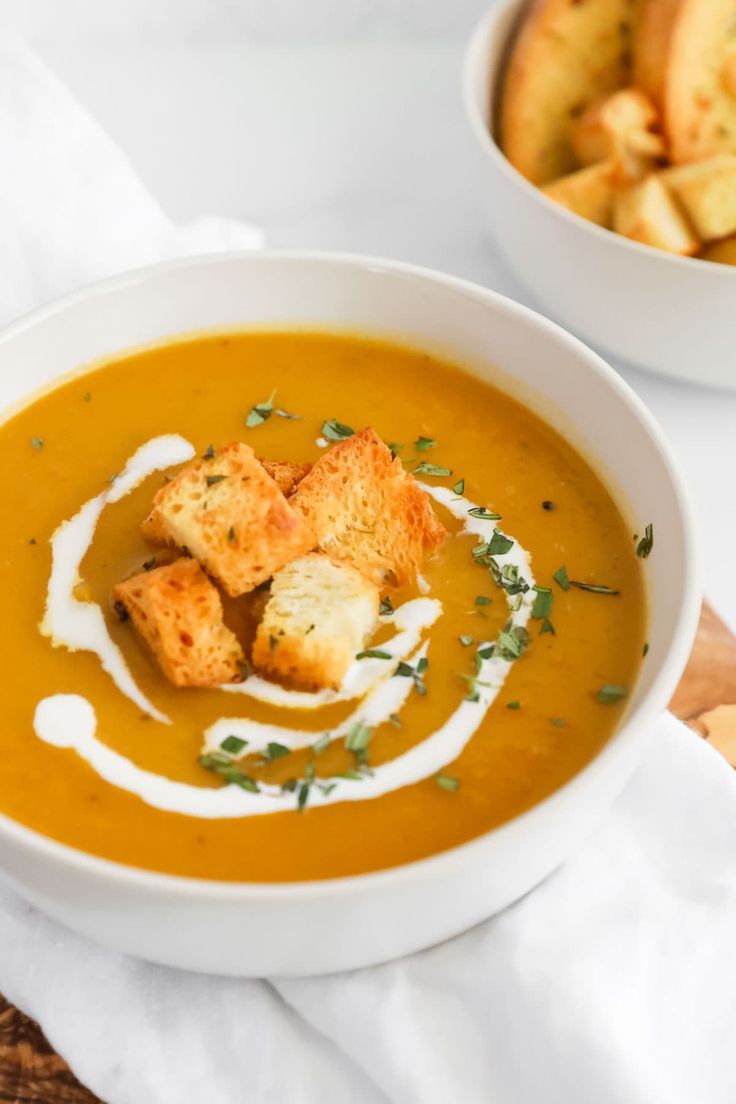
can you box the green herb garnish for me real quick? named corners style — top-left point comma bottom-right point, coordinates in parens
top-left (414, 436), bottom-right (437, 451)
top-left (388, 714), bottom-right (402, 729)
top-left (643, 642), bottom-right (649, 657)
top-left (379, 596), bottom-right (394, 616)
top-left (264, 742), bottom-right (290, 761)
top-left (220, 735), bottom-right (247, 756)
top-left (206, 474), bottom-right (226, 487)
top-left (394, 657), bottom-right (429, 695)
top-left (569, 580), bottom-right (620, 596)
top-left (453, 478), bottom-right (465, 495)
top-left (356, 649), bottom-right (392, 660)
top-left (553, 565), bottom-right (570, 591)
top-left (388, 442), bottom-right (403, 457)
top-left (496, 623), bottom-right (530, 661)
top-left (413, 462), bottom-right (452, 477)
top-left (468, 507), bottom-right (501, 521)
top-left (321, 419), bottom-right (354, 441)
top-left (246, 389), bottom-right (276, 428)
top-left (475, 595), bottom-right (492, 609)
top-left (344, 722), bottom-right (373, 752)
top-left (459, 634), bottom-right (474, 647)
top-left (31, 437), bottom-right (44, 450)
top-left (531, 586), bottom-right (553, 619)
top-left (507, 701), bottom-right (521, 710)
top-left (313, 733), bottom-right (331, 755)
top-left (550, 717), bottom-right (566, 727)
top-left (199, 755), bottom-right (259, 792)
top-left (488, 529), bottom-right (514, 555)
top-left (436, 773), bottom-right (460, 792)
top-left (540, 618), bottom-right (555, 635)
top-left (203, 444), bottom-right (216, 459)
top-left (636, 523), bottom-right (654, 559)
top-left (596, 684), bottom-right (628, 704)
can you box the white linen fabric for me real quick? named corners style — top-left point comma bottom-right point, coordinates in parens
top-left (0, 33), bottom-right (734, 1104)
top-left (1, 714), bottom-right (735, 1104)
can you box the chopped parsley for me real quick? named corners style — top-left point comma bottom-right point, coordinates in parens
top-left (220, 735), bottom-right (247, 756)
top-left (636, 524), bottom-right (654, 559)
top-left (453, 478), bottom-right (465, 495)
top-left (313, 733), bottom-right (331, 755)
top-left (459, 634), bottom-right (474, 647)
top-left (202, 444), bottom-right (216, 460)
top-left (356, 648), bottom-right (392, 660)
top-left (321, 418), bottom-right (354, 441)
top-left (413, 462), bottom-right (452, 477)
top-left (488, 529), bottom-right (514, 555)
top-left (507, 700), bottom-right (521, 710)
top-left (388, 714), bottom-right (402, 729)
top-left (264, 741), bottom-right (290, 761)
top-left (31, 437), bottom-right (44, 450)
top-left (414, 436), bottom-right (437, 451)
top-left (199, 754), bottom-right (259, 792)
top-left (435, 773), bottom-right (460, 792)
top-left (531, 586), bottom-right (553, 619)
top-left (394, 656), bottom-right (429, 695)
top-left (206, 474), bottom-right (226, 487)
top-left (475, 594), bottom-right (492, 609)
top-left (540, 618), bottom-right (555, 635)
top-left (553, 565), bottom-right (570, 591)
top-left (596, 684), bottom-right (628, 704)
top-left (496, 623), bottom-right (530, 661)
top-left (246, 389), bottom-right (300, 428)
top-left (379, 596), bottom-right (394, 616)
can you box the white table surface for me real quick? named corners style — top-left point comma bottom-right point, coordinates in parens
top-left (10, 1), bottom-right (736, 630)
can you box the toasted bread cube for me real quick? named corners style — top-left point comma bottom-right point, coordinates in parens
top-left (143, 458), bottom-right (313, 545)
top-left (259, 459), bottom-right (311, 497)
top-left (251, 553), bottom-right (380, 691)
top-left (613, 175), bottom-right (700, 255)
top-left (542, 162), bottom-right (618, 228)
top-left (661, 155), bottom-right (736, 242)
top-left (290, 428), bottom-right (446, 589)
top-left (113, 559), bottom-right (244, 688)
top-left (700, 236), bottom-right (736, 266)
top-left (571, 89), bottom-right (666, 181)
top-left (141, 443), bottom-right (315, 596)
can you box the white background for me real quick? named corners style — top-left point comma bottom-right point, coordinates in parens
top-left (3, 0), bottom-right (734, 626)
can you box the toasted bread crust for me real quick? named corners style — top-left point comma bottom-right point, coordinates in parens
top-left (251, 553), bottom-right (380, 691)
top-left (613, 173), bottom-right (700, 253)
top-left (113, 559), bottom-right (244, 688)
top-left (259, 459), bottom-right (312, 497)
top-left (290, 428), bottom-right (446, 588)
top-left (141, 443), bottom-right (315, 596)
top-left (501, 0), bottom-right (644, 184)
top-left (542, 160), bottom-right (619, 227)
top-left (661, 154), bottom-right (736, 240)
top-left (699, 235), bottom-right (736, 266)
top-left (570, 88), bottom-right (666, 179)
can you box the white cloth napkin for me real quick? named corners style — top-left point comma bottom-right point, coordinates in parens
top-left (1, 35), bottom-right (736, 1104)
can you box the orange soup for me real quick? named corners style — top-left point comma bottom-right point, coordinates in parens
top-left (0, 332), bottom-right (647, 881)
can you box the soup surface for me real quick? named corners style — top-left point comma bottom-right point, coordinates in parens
top-left (0, 332), bottom-right (646, 880)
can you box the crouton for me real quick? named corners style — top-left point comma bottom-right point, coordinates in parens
top-left (141, 442), bottom-right (315, 596)
top-left (143, 458), bottom-right (312, 545)
top-left (290, 428), bottom-right (446, 589)
top-left (634, 0), bottom-right (736, 164)
top-left (571, 89), bottom-right (666, 180)
top-left (699, 236), bottom-right (736, 266)
top-left (542, 161), bottom-right (619, 227)
top-left (613, 174), bottom-right (700, 254)
top-left (500, 0), bottom-right (645, 184)
top-left (259, 460), bottom-right (311, 497)
top-left (113, 559), bottom-right (244, 688)
top-left (251, 553), bottom-right (380, 691)
top-left (660, 155), bottom-right (736, 241)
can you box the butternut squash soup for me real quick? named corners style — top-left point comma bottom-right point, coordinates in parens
top-left (1, 331), bottom-right (648, 881)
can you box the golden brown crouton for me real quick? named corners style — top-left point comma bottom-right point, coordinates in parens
top-left (251, 553), bottom-right (380, 691)
top-left (613, 174), bottom-right (700, 254)
top-left (141, 442), bottom-right (315, 596)
top-left (699, 236), bottom-right (736, 266)
top-left (290, 428), bottom-right (446, 589)
top-left (571, 89), bottom-right (666, 180)
top-left (660, 155), bottom-right (736, 241)
top-left (542, 161), bottom-right (619, 228)
top-left (259, 459), bottom-right (312, 497)
top-left (113, 559), bottom-right (244, 688)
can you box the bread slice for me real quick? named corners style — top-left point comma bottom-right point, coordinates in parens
top-left (141, 443), bottom-right (315, 596)
top-left (613, 173), bottom-right (700, 254)
top-left (635, 0), bottom-right (736, 164)
top-left (542, 161), bottom-right (619, 227)
top-left (290, 428), bottom-right (446, 588)
top-left (251, 553), bottom-right (380, 691)
top-left (571, 89), bottom-right (666, 180)
top-left (113, 559), bottom-right (244, 688)
top-left (661, 155), bottom-right (736, 241)
top-left (699, 236), bottom-right (736, 266)
top-left (500, 0), bottom-right (645, 184)
top-left (259, 459), bottom-right (311, 497)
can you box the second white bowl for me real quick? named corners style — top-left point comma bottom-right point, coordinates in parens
top-left (462, 0), bottom-right (736, 390)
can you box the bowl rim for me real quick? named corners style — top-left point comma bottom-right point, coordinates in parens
top-left (461, 0), bottom-right (736, 279)
top-left (0, 248), bottom-right (702, 901)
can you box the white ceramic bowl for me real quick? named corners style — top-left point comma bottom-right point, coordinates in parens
top-left (463, 0), bottom-right (736, 390)
top-left (0, 252), bottom-right (699, 976)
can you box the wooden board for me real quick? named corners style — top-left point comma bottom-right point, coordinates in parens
top-left (1, 600), bottom-right (735, 1104)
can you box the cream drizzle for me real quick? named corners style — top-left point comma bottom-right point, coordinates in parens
top-left (33, 438), bottom-right (536, 818)
top-left (40, 435), bottom-right (195, 724)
